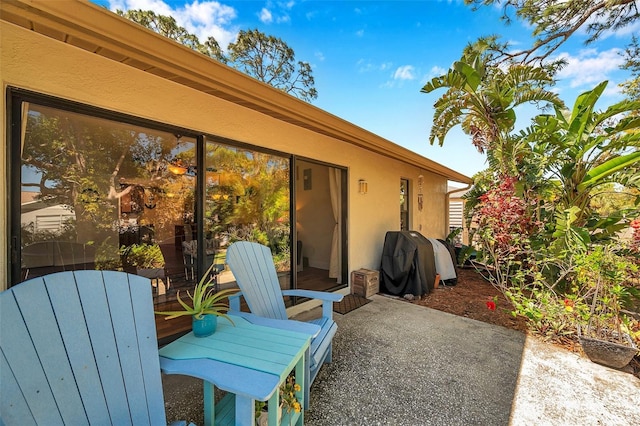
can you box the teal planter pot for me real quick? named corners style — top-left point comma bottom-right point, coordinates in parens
top-left (192, 314), bottom-right (217, 337)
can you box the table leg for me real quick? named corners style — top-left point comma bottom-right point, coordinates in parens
top-left (303, 346), bottom-right (310, 410)
top-left (203, 381), bottom-right (215, 426)
top-left (235, 395), bottom-right (255, 426)
top-left (295, 351), bottom-right (305, 426)
top-left (267, 391), bottom-right (279, 425)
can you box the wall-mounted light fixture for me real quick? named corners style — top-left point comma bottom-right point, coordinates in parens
top-left (358, 179), bottom-right (368, 195)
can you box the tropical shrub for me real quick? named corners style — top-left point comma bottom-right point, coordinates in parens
top-left (572, 247), bottom-right (639, 345)
top-left (460, 80), bottom-right (640, 344)
top-left (471, 175), bottom-right (541, 291)
top-left (120, 243), bottom-right (165, 269)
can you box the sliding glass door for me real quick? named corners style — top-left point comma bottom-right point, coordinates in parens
top-left (204, 141), bottom-right (291, 292)
top-left (10, 90), bottom-right (344, 339)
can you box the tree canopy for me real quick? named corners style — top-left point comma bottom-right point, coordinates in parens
top-left (465, 0), bottom-right (640, 67)
top-left (620, 35), bottom-right (640, 102)
top-left (421, 42), bottom-right (563, 156)
top-left (228, 29), bottom-right (317, 102)
top-left (117, 9), bottom-right (316, 102)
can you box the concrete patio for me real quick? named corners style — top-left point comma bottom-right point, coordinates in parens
top-left (163, 294), bottom-right (640, 425)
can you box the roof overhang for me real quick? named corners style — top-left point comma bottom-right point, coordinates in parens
top-left (1, 0), bottom-right (472, 184)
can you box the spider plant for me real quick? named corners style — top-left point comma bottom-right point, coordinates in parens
top-left (155, 264), bottom-right (236, 322)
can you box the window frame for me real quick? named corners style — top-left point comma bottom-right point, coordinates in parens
top-left (7, 87), bottom-right (294, 288)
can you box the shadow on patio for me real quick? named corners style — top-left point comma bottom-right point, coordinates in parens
top-left (164, 294), bottom-right (640, 425)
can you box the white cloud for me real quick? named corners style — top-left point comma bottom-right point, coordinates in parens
top-left (276, 14), bottom-right (291, 24)
top-left (555, 48), bottom-right (624, 88)
top-left (259, 8), bottom-right (273, 24)
top-left (428, 65), bottom-right (446, 77)
top-left (259, 0), bottom-right (293, 24)
top-left (109, 0), bottom-right (238, 50)
top-left (583, 11), bottom-right (640, 40)
top-left (356, 29), bottom-right (365, 37)
top-left (357, 59), bottom-right (393, 73)
top-left (612, 20), bottom-right (640, 37)
top-left (108, 0), bottom-right (175, 15)
top-left (315, 51), bottom-right (325, 62)
top-left (602, 83), bottom-right (622, 98)
top-left (394, 65), bottom-right (416, 80)
top-left (419, 66), bottom-right (447, 85)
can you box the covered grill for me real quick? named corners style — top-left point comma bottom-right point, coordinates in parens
top-left (380, 231), bottom-right (457, 297)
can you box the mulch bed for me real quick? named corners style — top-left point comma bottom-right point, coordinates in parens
top-left (409, 268), bottom-right (529, 333)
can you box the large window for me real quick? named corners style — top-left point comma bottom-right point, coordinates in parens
top-left (10, 91), bottom-right (330, 339)
top-left (17, 101), bottom-right (197, 299)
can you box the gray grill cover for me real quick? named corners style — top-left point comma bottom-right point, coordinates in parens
top-left (380, 231), bottom-right (437, 297)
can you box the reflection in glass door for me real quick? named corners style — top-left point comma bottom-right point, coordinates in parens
top-left (204, 141), bottom-right (291, 294)
top-left (18, 102), bottom-right (197, 303)
top-left (400, 178), bottom-right (409, 231)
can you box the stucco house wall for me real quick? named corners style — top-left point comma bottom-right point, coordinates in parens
top-left (0, 1), bottom-right (470, 294)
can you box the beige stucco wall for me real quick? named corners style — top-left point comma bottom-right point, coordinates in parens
top-left (0, 21), bottom-right (448, 291)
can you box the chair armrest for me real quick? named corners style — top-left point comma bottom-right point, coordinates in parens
top-left (230, 311), bottom-right (321, 338)
top-left (281, 290), bottom-right (344, 320)
top-left (228, 291), bottom-right (244, 312)
top-left (281, 289), bottom-right (344, 302)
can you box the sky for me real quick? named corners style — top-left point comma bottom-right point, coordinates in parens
top-left (93, 0), bottom-right (639, 180)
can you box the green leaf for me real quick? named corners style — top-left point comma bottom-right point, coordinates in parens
top-left (568, 81), bottom-right (607, 137)
top-left (453, 61), bottom-right (481, 91)
top-left (577, 151), bottom-right (640, 192)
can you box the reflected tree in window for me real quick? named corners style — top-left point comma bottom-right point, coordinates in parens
top-left (21, 105), bottom-right (195, 271)
top-left (206, 144), bottom-right (290, 270)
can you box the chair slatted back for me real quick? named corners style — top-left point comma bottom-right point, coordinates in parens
top-left (225, 241), bottom-right (288, 320)
top-left (0, 270), bottom-right (166, 426)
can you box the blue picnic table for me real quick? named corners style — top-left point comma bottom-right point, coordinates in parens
top-left (159, 314), bottom-right (315, 426)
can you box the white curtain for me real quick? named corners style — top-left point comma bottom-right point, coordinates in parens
top-left (328, 168), bottom-right (341, 282)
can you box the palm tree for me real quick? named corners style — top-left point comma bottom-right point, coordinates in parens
top-left (421, 43), bottom-right (563, 164)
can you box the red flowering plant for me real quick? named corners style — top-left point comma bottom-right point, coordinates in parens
top-left (486, 296), bottom-right (497, 311)
top-left (486, 297), bottom-right (497, 311)
top-left (471, 175), bottom-right (542, 293)
top-left (469, 174), bottom-right (584, 341)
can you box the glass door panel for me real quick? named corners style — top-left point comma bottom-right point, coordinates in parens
top-left (19, 103), bottom-right (196, 302)
top-left (205, 142), bottom-right (291, 293)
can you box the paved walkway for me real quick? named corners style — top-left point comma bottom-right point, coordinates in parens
top-left (164, 294), bottom-right (640, 425)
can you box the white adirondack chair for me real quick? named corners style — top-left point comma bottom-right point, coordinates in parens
top-left (0, 270), bottom-right (194, 426)
top-left (225, 241), bottom-right (343, 409)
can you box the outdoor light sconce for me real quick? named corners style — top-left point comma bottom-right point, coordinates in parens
top-left (358, 179), bottom-right (368, 194)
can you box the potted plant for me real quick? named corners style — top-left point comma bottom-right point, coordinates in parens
top-left (155, 264), bottom-right (237, 337)
top-left (575, 247), bottom-right (639, 369)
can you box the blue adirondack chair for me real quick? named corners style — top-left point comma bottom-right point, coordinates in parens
top-left (0, 270), bottom-right (193, 426)
top-left (225, 241), bottom-right (344, 409)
